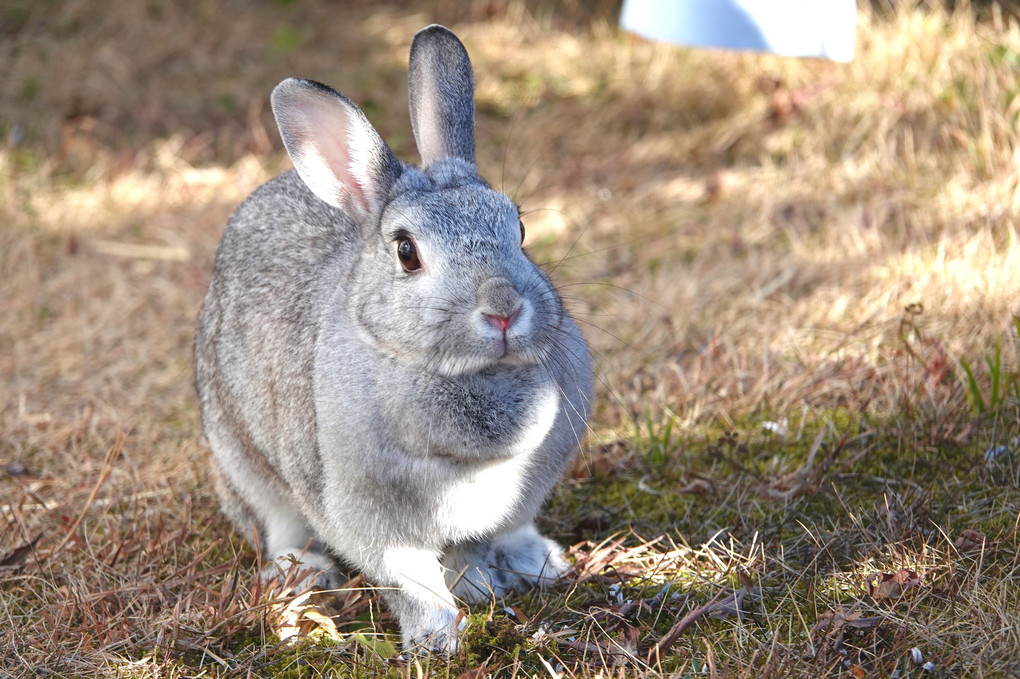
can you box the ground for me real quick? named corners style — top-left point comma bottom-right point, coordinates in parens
top-left (1, 1), bottom-right (1019, 677)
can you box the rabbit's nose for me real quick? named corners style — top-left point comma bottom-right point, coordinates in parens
top-left (476, 277), bottom-right (523, 318)
top-left (483, 304), bottom-right (522, 332)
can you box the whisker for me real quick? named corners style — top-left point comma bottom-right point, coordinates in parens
top-left (511, 148), bottom-right (549, 205)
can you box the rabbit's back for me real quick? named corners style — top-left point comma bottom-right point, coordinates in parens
top-left (194, 170), bottom-right (358, 501)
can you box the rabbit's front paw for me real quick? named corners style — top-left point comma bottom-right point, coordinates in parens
top-left (401, 603), bottom-right (465, 655)
top-left (375, 546), bottom-right (466, 654)
top-left (445, 524), bottom-right (568, 603)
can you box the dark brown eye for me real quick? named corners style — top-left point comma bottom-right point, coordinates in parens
top-left (397, 237), bottom-right (421, 272)
top-left (519, 219), bottom-right (525, 244)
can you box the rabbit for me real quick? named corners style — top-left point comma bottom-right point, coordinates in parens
top-left (193, 24), bottom-right (593, 654)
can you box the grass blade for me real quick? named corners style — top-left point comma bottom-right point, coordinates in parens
top-left (960, 357), bottom-right (986, 414)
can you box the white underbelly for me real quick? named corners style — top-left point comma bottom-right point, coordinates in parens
top-left (437, 452), bottom-right (531, 540)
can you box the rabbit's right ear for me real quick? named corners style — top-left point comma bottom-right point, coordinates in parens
top-left (408, 25), bottom-right (476, 167)
top-left (271, 78), bottom-right (402, 222)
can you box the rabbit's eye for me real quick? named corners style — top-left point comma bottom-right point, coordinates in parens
top-left (519, 219), bottom-right (526, 244)
top-left (397, 237), bottom-right (421, 272)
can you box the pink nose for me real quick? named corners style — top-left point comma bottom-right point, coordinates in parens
top-left (484, 313), bottom-right (513, 332)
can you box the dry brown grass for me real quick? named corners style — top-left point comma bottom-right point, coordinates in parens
top-left (2, 1), bottom-right (1019, 677)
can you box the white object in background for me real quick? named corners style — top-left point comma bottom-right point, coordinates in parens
top-left (620, 0), bottom-right (856, 62)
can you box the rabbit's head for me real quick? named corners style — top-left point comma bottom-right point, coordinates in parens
top-left (271, 26), bottom-right (566, 378)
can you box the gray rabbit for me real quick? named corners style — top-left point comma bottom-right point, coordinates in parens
top-left (193, 25), bottom-right (593, 653)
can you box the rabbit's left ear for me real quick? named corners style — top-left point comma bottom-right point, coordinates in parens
top-left (408, 25), bottom-right (476, 167)
top-left (272, 78), bottom-right (402, 223)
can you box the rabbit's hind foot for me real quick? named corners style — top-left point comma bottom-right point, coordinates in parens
top-left (261, 549), bottom-right (342, 592)
top-left (444, 523), bottom-right (568, 604)
top-left (259, 510), bottom-right (342, 592)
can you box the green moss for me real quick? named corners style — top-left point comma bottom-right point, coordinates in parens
top-left (462, 613), bottom-right (526, 666)
top-left (227, 636), bottom-right (404, 679)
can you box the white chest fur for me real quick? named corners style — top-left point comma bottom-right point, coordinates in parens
top-left (436, 382), bottom-right (560, 541)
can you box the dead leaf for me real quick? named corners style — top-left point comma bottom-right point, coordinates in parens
top-left (708, 585), bottom-right (752, 620)
top-left (736, 568), bottom-right (755, 591)
top-left (615, 624), bottom-right (641, 656)
top-left (954, 529), bottom-right (988, 554)
top-left (810, 606), bottom-right (881, 641)
top-left (867, 569), bottom-right (921, 601)
top-left (0, 534), bottom-right (41, 571)
top-left (271, 590), bottom-right (343, 641)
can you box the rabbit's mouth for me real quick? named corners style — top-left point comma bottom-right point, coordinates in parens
top-left (426, 341), bottom-right (547, 378)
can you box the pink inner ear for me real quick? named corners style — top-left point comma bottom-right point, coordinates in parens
top-left (294, 95), bottom-right (373, 217)
top-left (415, 69), bottom-right (451, 166)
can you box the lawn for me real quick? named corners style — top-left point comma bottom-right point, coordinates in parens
top-left (1, 1), bottom-right (1019, 676)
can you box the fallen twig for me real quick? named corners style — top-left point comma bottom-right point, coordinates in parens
top-left (646, 589), bottom-right (726, 665)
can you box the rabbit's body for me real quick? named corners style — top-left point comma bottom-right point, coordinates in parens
top-left (194, 26), bottom-right (592, 653)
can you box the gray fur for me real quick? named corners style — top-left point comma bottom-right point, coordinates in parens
top-left (193, 24), bottom-right (593, 654)
top-left (409, 25), bottom-right (476, 165)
